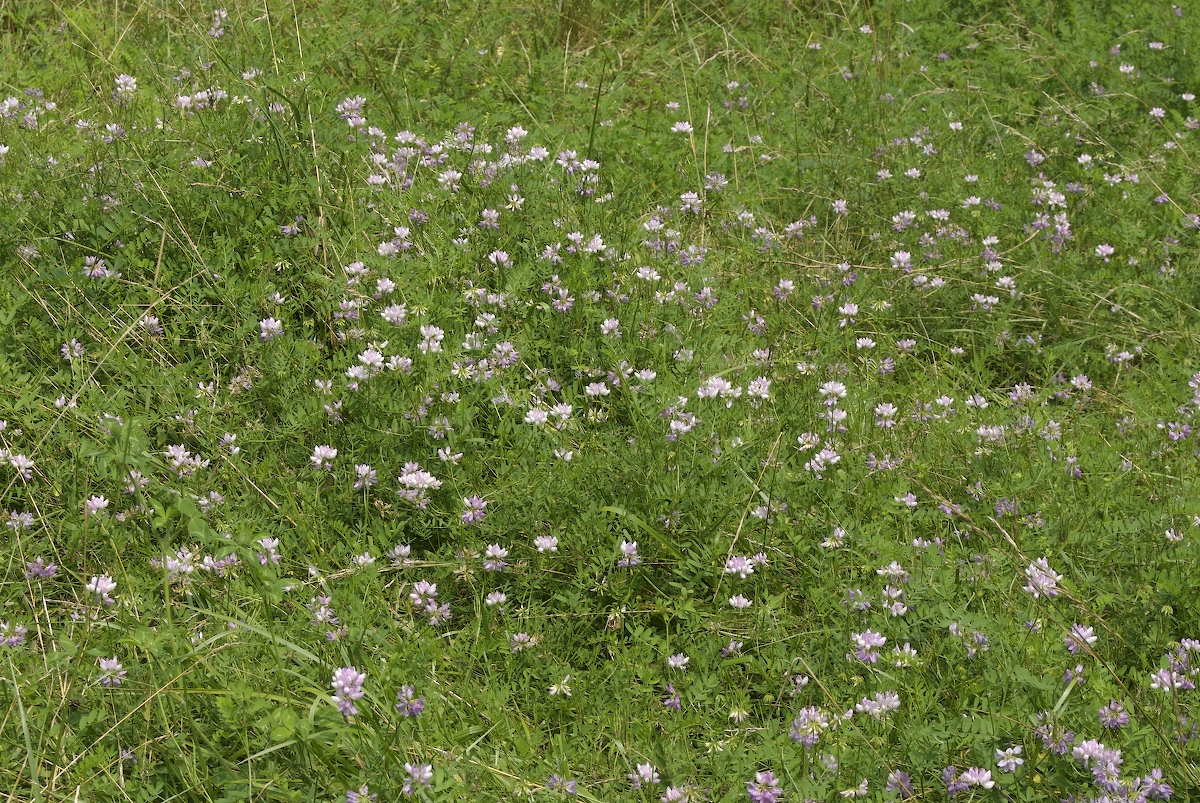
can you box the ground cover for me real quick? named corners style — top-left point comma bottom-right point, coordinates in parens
top-left (1, 0), bottom-right (1199, 800)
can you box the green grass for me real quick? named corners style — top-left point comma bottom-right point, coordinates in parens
top-left (1, 0), bottom-right (1200, 800)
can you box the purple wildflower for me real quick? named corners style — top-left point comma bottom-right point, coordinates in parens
top-left (850, 630), bottom-right (886, 663)
top-left (995, 745), bottom-right (1024, 773)
top-left (396, 685), bottom-right (425, 717)
top-left (98, 657), bottom-right (126, 687)
top-left (331, 666), bottom-right (366, 717)
top-left (1065, 624), bottom-right (1097, 654)
top-left (1099, 700), bottom-right (1129, 729)
top-left (346, 786), bottom-right (377, 803)
top-left (885, 771), bottom-right (913, 798)
top-left (25, 556), bottom-right (56, 580)
top-left (461, 496), bottom-right (488, 524)
top-left (1023, 557), bottom-right (1062, 598)
top-left (746, 770), bottom-right (782, 803)
top-left (402, 763), bottom-right (433, 795)
top-left (483, 544), bottom-right (508, 571)
top-left (628, 763), bottom-right (661, 789)
top-left (789, 706), bottom-right (830, 748)
top-left (617, 540), bottom-right (641, 568)
top-left (0, 622), bottom-right (28, 647)
top-left (86, 574), bottom-right (117, 606)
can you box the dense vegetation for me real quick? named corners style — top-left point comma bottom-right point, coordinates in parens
top-left (1, 0), bottom-right (1199, 800)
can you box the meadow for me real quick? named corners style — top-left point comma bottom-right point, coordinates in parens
top-left (1, 0), bottom-right (1199, 800)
